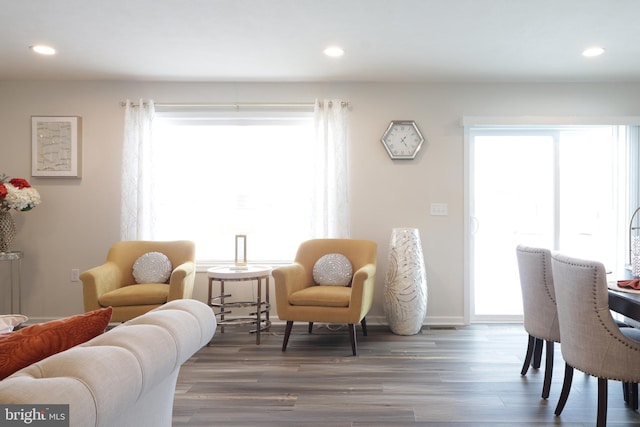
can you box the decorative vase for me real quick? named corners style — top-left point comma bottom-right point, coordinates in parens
top-left (633, 236), bottom-right (640, 278)
top-left (0, 211), bottom-right (16, 253)
top-left (384, 227), bottom-right (428, 335)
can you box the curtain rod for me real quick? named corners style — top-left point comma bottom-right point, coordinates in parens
top-left (120, 101), bottom-right (350, 108)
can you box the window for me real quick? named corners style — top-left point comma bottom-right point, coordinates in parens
top-left (150, 110), bottom-right (315, 265)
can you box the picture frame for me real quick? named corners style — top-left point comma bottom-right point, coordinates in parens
top-left (31, 116), bottom-right (82, 178)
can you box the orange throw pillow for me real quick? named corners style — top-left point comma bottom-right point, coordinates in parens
top-left (0, 307), bottom-right (112, 380)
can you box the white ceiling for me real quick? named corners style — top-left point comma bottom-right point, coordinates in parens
top-left (2, 0), bottom-right (640, 83)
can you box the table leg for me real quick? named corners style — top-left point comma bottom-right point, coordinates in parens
top-left (220, 280), bottom-right (225, 333)
top-left (256, 277), bottom-right (262, 344)
top-left (265, 276), bottom-right (270, 331)
top-left (9, 261), bottom-right (14, 314)
top-left (10, 259), bottom-right (20, 314)
top-left (207, 277), bottom-right (213, 346)
top-left (17, 258), bottom-right (20, 314)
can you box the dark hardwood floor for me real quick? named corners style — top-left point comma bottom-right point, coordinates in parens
top-left (173, 323), bottom-right (640, 426)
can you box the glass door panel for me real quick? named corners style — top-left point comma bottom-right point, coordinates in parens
top-left (558, 128), bottom-right (619, 270)
top-left (472, 134), bottom-right (555, 317)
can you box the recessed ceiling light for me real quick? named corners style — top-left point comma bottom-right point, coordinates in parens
top-left (30, 45), bottom-right (56, 55)
top-left (582, 46), bottom-right (605, 57)
top-left (323, 46), bottom-right (344, 58)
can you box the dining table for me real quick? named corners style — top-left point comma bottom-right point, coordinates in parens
top-left (608, 269), bottom-right (640, 322)
top-left (609, 289), bottom-right (640, 322)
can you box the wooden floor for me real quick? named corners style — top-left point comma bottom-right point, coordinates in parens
top-left (173, 323), bottom-right (640, 426)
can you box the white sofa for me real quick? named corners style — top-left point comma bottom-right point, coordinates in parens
top-left (0, 299), bottom-right (216, 427)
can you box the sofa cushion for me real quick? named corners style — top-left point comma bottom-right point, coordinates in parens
top-left (312, 253), bottom-right (353, 286)
top-left (99, 283), bottom-right (169, 307)
top-left (0, 307), bottom-right (112, 380)
top-left (132, 251), bottom-right (172, 284)
top-left (289, 285), bottom-right (351, 307)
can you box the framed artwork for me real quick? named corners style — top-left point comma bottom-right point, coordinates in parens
top-left (31, 116), bottom-right (82, 178)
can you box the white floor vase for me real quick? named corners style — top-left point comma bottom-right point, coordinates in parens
top-left (384, 227), bottom-right (427, 335)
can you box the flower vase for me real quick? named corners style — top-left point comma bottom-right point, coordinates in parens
top-left (384, 227), bottom-right (428, 335)
top-left (0, 211), bottom-right (16, 253)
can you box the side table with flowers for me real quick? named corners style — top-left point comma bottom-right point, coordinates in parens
top-left (0, 174), bottom-right (41, 253)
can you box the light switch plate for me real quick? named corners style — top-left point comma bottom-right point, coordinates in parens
top-left (430, 203), bottom-right (448, 216)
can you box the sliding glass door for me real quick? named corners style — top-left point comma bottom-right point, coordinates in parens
top-left (468, 125), bottom-right (632, 321)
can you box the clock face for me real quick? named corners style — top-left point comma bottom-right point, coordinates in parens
top-left (381, 121), bottom-right (424, 160)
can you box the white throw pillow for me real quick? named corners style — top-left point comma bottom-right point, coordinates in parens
top-left (312, 253), bottom-right (353, 286)
top-left (133, 252), bottom-right (173, 284)
top-left (0, 314), bottom-right (28, 333)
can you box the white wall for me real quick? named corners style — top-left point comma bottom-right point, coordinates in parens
top-left (1, 80), bottom-right (639, 324)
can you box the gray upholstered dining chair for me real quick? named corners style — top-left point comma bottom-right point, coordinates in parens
top-left (551, 253), bottom-right (640, 427)
top-left (515, 245), bottom-right (561, 399)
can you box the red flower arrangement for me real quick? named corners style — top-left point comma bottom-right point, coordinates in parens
top-left (0, 174), bottom-right (41, 212)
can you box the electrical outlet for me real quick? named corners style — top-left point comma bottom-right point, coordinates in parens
top-left (71, 269), bottom-right (80, 282)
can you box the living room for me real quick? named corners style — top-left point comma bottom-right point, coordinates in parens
top-left (2, 1), bottom-right (640, 425)
top-left (2, 0), bottom-right (640, 326)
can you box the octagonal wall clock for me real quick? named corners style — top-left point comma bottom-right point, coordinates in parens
top-left (380, 120), bottom-right (425, 160)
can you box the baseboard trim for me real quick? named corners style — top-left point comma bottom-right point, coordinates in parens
top-left (267, 315), bottom-right (467, 327)
top-left (24, 315), bottom-right (474, 328)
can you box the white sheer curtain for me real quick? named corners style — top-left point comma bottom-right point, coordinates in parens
top-left (121, 99), bottom-right (155, 240)
top-left (312, 99), bottom-right (350, 238)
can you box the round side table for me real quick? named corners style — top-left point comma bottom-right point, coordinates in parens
top-left (207, 265), bottom-right (272, 344)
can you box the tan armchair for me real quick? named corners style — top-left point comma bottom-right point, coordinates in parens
top-left (80, 240), bottom-right (196, 322)
top-left (272, 238), bottom-right (377, 356)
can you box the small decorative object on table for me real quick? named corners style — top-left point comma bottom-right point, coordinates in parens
top-left (384, 227), bottom-right (428, 335)
top-left (633, 236), bottom-right (640, 278)
top-left (233, 234), bottom-right (248, 270)
top-left (0, 174), bottom-right (41, 252)
top-left (629, 206), bottom-right (640, 276)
